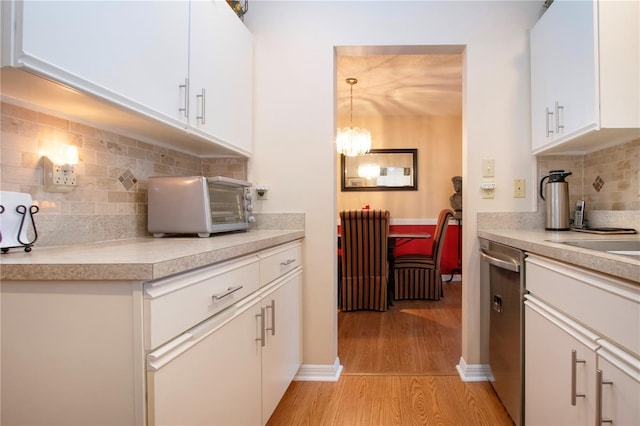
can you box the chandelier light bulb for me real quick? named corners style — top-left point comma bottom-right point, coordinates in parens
top-left (336, 126), bottom-right (372, 157)
top-left (336, 78), bottom-right (372, 156)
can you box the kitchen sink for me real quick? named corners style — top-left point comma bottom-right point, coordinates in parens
top-left (556, 239), bottom-right (640, 257)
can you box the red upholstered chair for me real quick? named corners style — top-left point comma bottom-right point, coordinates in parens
top-left (339, 209), bottom-right (390, 311)
top-left (393, 209), bottom-right (454, 301)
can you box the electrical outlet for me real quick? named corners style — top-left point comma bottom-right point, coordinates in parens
top-left (255, 185), bottom-right (269, 200)
top-left (514, 179), bottom-right (526, 198)
top-left (481, 179), bottom-right (495, 199)
top-left (43, 157), bottom-right (77, 192)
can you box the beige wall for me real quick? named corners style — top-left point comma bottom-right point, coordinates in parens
top-left (0, 102), bottom-right (247, 246)
top-left (337, 115), bottom-right (462, 219)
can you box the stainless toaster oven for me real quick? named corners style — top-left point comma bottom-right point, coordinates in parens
top-left (147, 176), bottom-right (253, 237)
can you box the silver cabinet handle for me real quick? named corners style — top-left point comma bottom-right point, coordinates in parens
top-left (179, 78), bottom-right (189, 118)
top-left (266, 299), bottom-right (276, 336)
top-left (256, 307), bottom-right (266, 347)
top-left (211, 285), bottom-right (243, 301)
top-left (545, 107), bottom-right (554, 137)
top-left (196, 88), bottom-right (206, 124)
top-left (280, 259), bottom-right (295, 267)
top-left (571, 350), bottom-right (586, 405)
top-left (596, 369), bottom-right (613, 425)
top-left (555, 101), bottom-right (564, 133)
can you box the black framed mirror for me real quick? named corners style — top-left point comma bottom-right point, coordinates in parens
top-left (341, 148), bottom-right (418, 191)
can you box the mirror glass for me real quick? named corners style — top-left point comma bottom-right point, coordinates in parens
top-left (341, 148), bottom-right (417, 191)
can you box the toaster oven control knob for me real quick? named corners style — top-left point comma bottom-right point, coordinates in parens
top-left (246, 203), bottom-right (254, 211)
top-left (248, 215), bottom-right (256, 223)
top-left (244, 191), bottom-right (253, 200)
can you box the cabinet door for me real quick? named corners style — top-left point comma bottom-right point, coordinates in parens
top-left (188, 0), bottom-right (253, 154)
top-left (525, 297), bottom-right (597, 426)
top-left (17, 1), bottom-right (189, 124)
top-left (147, 297), bottom-right (262, 426)
top-left (530, 4), bottom-right (557, 151)
top-left (549, 0), bottom-right (597, 142)
top-left (530, 0), bottom-right (597, 152)
top-left (261, 269), bottom-right (302, 424)
top-left (597, 350), bottom-right (640, 426)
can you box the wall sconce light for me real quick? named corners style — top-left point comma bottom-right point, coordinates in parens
top-left (40, 144), bottom-right (79, 193)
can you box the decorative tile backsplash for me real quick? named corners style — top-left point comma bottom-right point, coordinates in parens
top-left (1, 102), bottom-right (248, 246)
top-left (537, 139), bottom-right (639, 212)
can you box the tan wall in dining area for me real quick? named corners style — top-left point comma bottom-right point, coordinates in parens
top-left (337, 114), bottom-right (462, 220)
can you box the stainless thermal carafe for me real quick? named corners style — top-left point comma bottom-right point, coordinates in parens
top-left (539, 170), bottom-right (572, 230)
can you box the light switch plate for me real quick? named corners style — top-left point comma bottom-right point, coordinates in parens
top-left (482, 159), bottom-right (495, 177)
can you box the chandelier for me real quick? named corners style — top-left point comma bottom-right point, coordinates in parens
top-left (336, 78), bottom-right (371, 157)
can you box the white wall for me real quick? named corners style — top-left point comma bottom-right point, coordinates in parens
top-left (246, 0), bottom-right (541, 370)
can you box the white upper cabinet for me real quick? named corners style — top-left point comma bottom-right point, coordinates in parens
top-left (188, 1), bottom-right (253, 154)
top-left (1, 0), bottom-right (253, 156)
top-left (530, 0), bottom-right (640, 155)
top-left (9, 1), bottom-right (190, 128)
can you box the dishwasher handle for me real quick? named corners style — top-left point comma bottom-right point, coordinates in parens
top-left (480, 249), bottom-right (521, 273)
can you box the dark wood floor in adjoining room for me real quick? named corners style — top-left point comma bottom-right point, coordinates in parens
top-left (267, 281), bottom-right (513, 425)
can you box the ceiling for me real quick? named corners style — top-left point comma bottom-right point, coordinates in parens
top-left (336, 53), bottom-right (463, 118)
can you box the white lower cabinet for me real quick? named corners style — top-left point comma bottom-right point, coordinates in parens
top-left (597, 341), bottom-right (640, 426)
top-left (525, 295), bottom-right (598, 425)
top-left (145, 241), bottom-right (303, 426)
top-left (525, 255), bottom-right (640, 426)
top-left (0, 240), bottom-right (303, 426)
top-left (147, 269), bottom-right (302, 426)
top-left (261, 270), bottom-right (302, 422)
top-left (146, 294), bottom-right (263, 426)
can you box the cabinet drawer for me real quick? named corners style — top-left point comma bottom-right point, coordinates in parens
top-left (144, 254), bottom-right (260, 350)
top-left (526, 254), bottom-right (640, 356)
top-left (259, 241), bottom-right (302, 287)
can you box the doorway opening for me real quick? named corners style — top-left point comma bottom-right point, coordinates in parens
top-left (335, 45), bottom-right (464, 375)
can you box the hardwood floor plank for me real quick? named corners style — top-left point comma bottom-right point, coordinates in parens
top-left (267, 282), bottom-right (514, 425)
top-left (267, 376), bottom-right (513, 425)
top-left (338, 282), bottom-right (462, 375)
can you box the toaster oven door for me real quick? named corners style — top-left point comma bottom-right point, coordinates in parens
top-left (207, 180), bottom-right (249, 233)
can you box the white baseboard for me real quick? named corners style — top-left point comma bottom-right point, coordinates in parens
top-left (294, 357), bottom-right (343, 382)
top-left (442, 274), bottom-right (462, 282)
top-left (456, 356), bottom-right (492, 382)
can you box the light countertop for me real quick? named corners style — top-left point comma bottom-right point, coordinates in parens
top-left (477, 229), bottom-right (639, 283)
top-left (0, 230), bottom-right (304, 282)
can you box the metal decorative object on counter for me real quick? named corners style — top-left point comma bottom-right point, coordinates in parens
top-left (0, 191), bottom-right (39, 253)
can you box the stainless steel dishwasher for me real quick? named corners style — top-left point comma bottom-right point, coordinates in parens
top-left (479, 238), bottom-right (525, 426)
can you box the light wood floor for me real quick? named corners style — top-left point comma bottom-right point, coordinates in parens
top-left (267, 281), bottom-right (513, 425)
